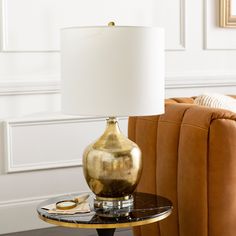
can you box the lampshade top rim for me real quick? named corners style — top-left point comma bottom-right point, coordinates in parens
top-left (61, 25), bottom-right (164, 31)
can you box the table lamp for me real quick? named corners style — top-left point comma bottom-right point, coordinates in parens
top-left (61, 23), bottom-right (165, 211)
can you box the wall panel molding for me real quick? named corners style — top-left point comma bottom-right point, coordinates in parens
top-left (0, 74), bottom-right (235, 96)
top-left (166, 74), bottom-right (236, 89)
top-left (0, 78), bottom-right (60, 95)
top-left (172, 0), bottom-right (186, 50)
top-left (155, 0), bottom-right (186, 51)
top-left (1, 0), bottom-right (186, 52)
top-left (4, 116), bottom-right (128, 173)
top-left (179, 0), bottom-right (186, 50)
top-left (0, 0), bottom-right (4, 51)
top-left (166, 0), bottom-right (186, 50)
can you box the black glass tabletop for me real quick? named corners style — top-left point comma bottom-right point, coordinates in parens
top-left (37, 192), bottom-right (172, 229)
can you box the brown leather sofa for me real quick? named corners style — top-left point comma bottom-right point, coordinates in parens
top-left (128, 96), bottom-right (236, 236)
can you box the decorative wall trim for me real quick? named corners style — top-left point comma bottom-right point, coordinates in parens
top-left (179, 0), bottom-right (186, 50)
top-left (166, 74), bottom-right (236, 88)
top-left (4, 116), bottom-right (128, 173)
top-left (1, 0), bottom-right (7, 51)
top-left (0, 74), bottom-right (235, 96)
top-left (0, 0), bottom-right (7, 52)
top-left (203, 0), bottom-right (208, 50)
top-left (0, 0), bottom-right (58, 52)
top-left (4, 118), bottom-right (77, 173)
top-left (1, 0), bottom-right (186, 52)
top-left (0, 78), bottom-right (60, 95)
top-left (0, 0), bottom-right (4, 51)
top-left (164, 0), bottom-right (186, 51)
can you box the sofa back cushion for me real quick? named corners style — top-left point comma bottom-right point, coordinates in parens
top-left (129, 97), bottom-right (236, 236)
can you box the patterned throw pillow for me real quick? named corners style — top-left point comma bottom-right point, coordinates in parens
top-left (194, 93), bottom-right (236, 113)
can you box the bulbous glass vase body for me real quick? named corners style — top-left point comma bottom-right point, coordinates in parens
top-left (83, 118), bottom-right (142, 202)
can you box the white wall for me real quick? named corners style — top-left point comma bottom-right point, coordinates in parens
top-left (0, 0), bottom-right (236, 234)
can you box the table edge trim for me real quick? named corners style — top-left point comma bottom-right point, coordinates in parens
top-left (38, 209), bottom-right (172, 229)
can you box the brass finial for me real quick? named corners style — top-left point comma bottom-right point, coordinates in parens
top-left (108, 22), bottom-right (115, 27)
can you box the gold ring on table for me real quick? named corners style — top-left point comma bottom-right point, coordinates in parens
top-left (56, 200), bottom-right (78, 210)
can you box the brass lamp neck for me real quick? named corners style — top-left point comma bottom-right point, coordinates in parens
top-left (107, 117), bottom-right (117, 123)
top-left (105, 117), bottom-right (120, 134)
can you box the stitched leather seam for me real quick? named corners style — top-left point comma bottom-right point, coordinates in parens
top-left (159, 120), bottom-right (182, 125)
top-left (135, 117), bottom-right (158, 122)
top-left (181, 123), bottom-right (208, 131)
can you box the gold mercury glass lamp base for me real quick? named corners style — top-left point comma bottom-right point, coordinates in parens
top-left (83, 117), bottom-right (142, 212)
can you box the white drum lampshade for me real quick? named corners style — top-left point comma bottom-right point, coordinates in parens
top-left (61, 26), bottom-right (165, 117)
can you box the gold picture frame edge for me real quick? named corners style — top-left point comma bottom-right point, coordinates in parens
top-left (220, 0), bottom-right (236, 27)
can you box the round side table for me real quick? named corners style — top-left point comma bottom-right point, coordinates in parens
top-left (37, 192), bottom-right (172, 236)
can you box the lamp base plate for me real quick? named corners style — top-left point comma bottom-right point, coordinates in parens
top-left (94, 195), bottom-right (133, 217)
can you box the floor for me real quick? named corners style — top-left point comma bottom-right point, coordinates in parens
top-left (2, 227), bottom-right (132, 236)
